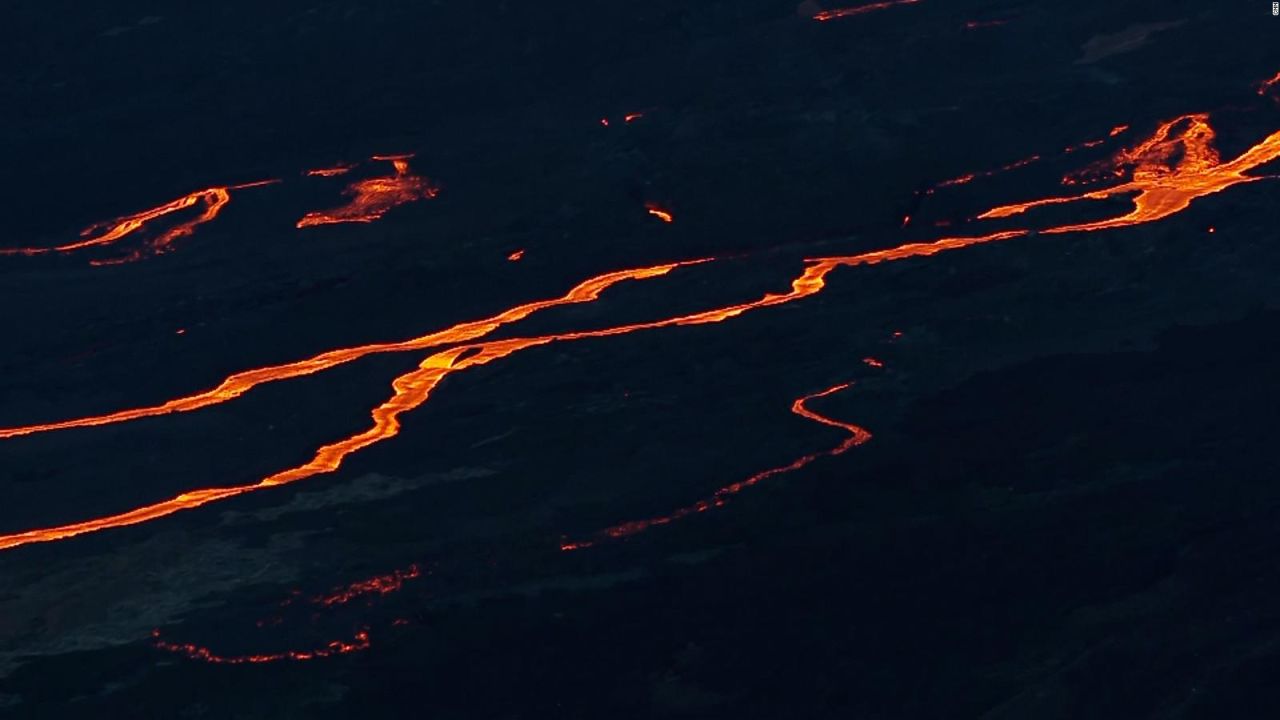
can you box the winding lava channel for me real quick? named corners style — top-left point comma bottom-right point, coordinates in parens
top-left (2, 109), bottom-right (1279, 553)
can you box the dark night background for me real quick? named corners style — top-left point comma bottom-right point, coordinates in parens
top-left (2, 1), bottom-right (1280, 717)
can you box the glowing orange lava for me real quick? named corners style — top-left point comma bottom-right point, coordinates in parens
top-left (304, 163), bottom-right (355, 177)
top-left (862, 357), bottom-right (884, 368)
top-left (0, 260), bottom-right (702, 442)
top-left (561, 382), bottom-right (870, 550)
top-left (813, 0), bottom-right (919, 21)
top-left (601, 112), bottom-right (646, 127)
top-left (0, 180), bottom-right (278, 262)
top-left (1064, 138), bottom-right (1106, 154)
top-left (931, 124), bottom-right (1132, 194)
top-left (646, 204), bottom-right (674, 223)
top-left (1258, 71), bottom-right (1280, 96)
top-left (981, 114), bottom-right (1280, 233)
top-left (154, 563), bottom-right (419, 664)
top-left (508, 249), bottom-right (525, 261)
top-left (933, 155), bottom-right (1040, 190)
top-left (1, 112), bottom-right (1276, 553)
top-left (297, 154), bottom-right (438, 228)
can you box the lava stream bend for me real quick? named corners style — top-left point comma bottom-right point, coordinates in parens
top-left (561, 381), bottom-right (870, 550)
top-left (0, 180), bottom-right (277, 262)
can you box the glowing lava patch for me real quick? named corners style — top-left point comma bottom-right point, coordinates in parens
top-left (297, 154), bottom-right (438, 228)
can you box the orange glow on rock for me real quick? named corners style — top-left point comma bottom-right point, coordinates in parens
top-left (624, 112), bottom-right (645, 123)
top-left (812, 0), bottom-right (919, 21)
top-left (561, 382), bottom-right (870, 550)
top-left (0, 179), bottom-right (278, 262)
top-left (862, 357), bottom-right (884, 368)
top-left (0, 260), bottom-right (703, 442)
top-left (508, 249), bottom-right (525, 261)
top-left (1258, 71), bottom-right (1280, 96)
top-left (297, 154), bottom-right (438, 228)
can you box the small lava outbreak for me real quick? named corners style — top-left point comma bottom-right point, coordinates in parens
top-left (152, 628), bottom-right (372, 665)
top-left (812, 0), bottom-right (920, 22)
top-left (297, 154), bottom-right (439, 228)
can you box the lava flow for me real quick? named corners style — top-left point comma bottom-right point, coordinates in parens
top-left (0, 180), bottom-right (277, 262)
top-left (561, 382), bottom-right (870, 551)
top-left (297, 154), bottom-right (438, 228)
top-left (812, 0), bottom-right (919, 22)
top-left (2, 111), bottom-right (1278, 553)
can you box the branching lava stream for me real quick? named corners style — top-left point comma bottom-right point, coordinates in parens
top-left (153, 628), bottom-right (372, 665)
